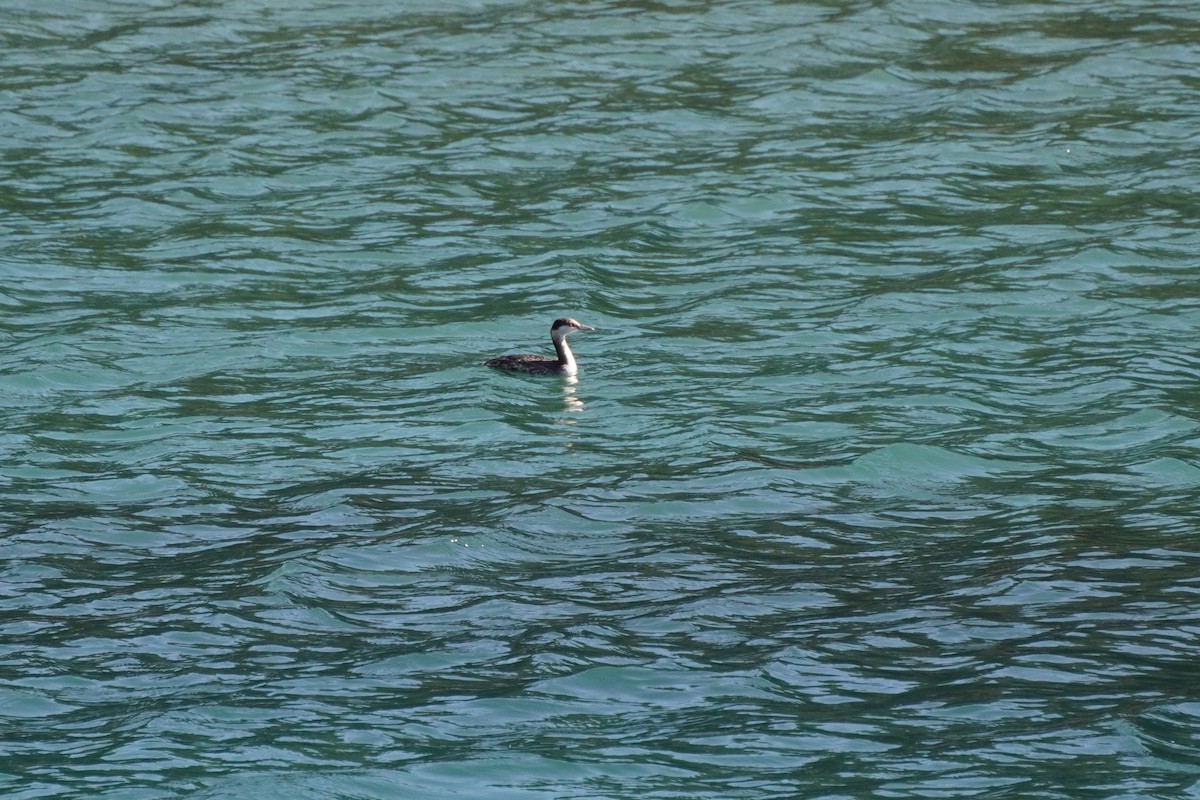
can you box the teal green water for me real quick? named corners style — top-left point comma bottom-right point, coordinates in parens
top-left (3, 1), bottom-right (1200, 797)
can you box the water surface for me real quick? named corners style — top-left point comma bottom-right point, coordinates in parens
top-left (3, 0), bottom-right (1200, 797)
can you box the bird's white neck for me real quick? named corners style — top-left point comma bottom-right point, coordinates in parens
top-left (554, 336), bottom-right (578, 375)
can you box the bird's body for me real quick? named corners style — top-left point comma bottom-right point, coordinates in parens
top-left (486, 318), bottom-right (595, 376)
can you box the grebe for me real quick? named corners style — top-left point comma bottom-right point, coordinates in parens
top-left (485, 318), bottom-right (595, 376)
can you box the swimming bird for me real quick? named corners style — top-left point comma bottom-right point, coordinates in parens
top-left (485, 318), bottom-right (595, 376)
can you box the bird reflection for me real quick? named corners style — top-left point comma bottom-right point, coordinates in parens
top-left (561, 375), bottom-right (585, 415)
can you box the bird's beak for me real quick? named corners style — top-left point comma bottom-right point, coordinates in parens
top-left (577, 324), bottom-right (595, 331)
